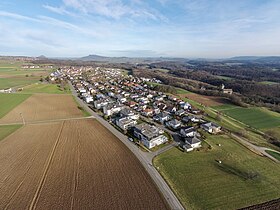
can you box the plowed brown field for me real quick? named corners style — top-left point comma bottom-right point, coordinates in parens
top-left (0, 94), bottom-right (83, 124)
top-left (0, 119), bottom-right (169, 210)
top-left (179, 93), bottom-right (230, 106)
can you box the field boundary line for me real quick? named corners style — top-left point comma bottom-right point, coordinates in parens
top-left (29, 121), bottom-right (65, 210)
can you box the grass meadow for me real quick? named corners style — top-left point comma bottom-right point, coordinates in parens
top-left (154, 134), bottom-right (280, 210)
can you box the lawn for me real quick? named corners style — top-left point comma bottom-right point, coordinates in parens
top-left (21, 83), bottom-right (71, 94)
top-left (154, 135), bottom-right (280, 210)
top-left (0, 125), bottom-right (22, 141)
top-left (0, 93), bottom-right (31, 118)
top-left (213, 105), bottom-right (280, 130)
top-left (265, 150), bottom-right (280, 161)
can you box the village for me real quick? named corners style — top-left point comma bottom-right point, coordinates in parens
top-left (51, 66), bottom-right (222, 152)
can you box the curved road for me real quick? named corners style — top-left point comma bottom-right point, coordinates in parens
top-left (69, 82), bottom-right (185, 210)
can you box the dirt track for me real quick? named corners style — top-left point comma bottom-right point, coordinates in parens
top-left (0, 94), bottom-right (83, 124)
top-left (0, 119), bottom-right (169, 210)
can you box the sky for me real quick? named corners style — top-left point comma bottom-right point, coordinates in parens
top-left (0, 0), bottom-right (280, 58)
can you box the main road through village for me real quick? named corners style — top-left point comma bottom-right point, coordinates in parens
top-left (69, 82), bottom-right (185, 210)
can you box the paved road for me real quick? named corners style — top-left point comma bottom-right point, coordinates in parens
top-left (230, 133), bottom-right (280, 163)
top-left (69, 82), bottom-right (184, 210)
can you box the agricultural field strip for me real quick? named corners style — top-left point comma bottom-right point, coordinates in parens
top-left (0, 116), bottom-right (95, 126)
top-left (0, 94), bottom-right (84, 124)
top-left (29, 121), bottom-right (65, 210)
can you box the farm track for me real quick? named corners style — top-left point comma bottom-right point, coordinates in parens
top-left (0, 119), bottom-right (169, 210)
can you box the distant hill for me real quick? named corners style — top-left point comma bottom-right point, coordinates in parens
top-left (78, 54), bottom-right (189, 63)
top-left (228, 56), bottom-right (280, 63)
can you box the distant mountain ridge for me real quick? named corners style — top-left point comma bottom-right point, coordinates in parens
top-left (229, 56), bottom-right (280, 63)
top-left (78, 54), bottom-right (189, 63)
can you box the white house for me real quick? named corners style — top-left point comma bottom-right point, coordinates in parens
top-left (180, 126), bottom-right (197, 137)
top-left (201, 122), bottom-right (221, 134)
top-left (103, 104), bottom-right (123, 116)
top-left (120, 108), bottom-right (139, 120)
top-left (184, 136), bottom-right (201, 150)
top-left (116, 117), bottom-right (137, 130)
top-left (84, 95), bottom-right (93, 103)
top-left (94, 99), bottom-right (113, 109)
top-left (166, 119), bottom-right (181, 130)
top-left (180, 102), bottom-right (191, 110)
top-left (134, 123), bottom-right (168, 149)
top-left (153, 112), bottom-right (170, 124)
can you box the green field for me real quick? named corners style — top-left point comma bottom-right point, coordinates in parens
top-left (0, 125), bottom-right (22, 141)
top-left (216, 75), bottom-right (233, 80)
top-left (266, 150), bottom-right (280, 161)
top-left (213, 105), bottom-right (280, 130)
top-left (154, 135), bottom-right (280, 210)
top-left (21, 83), bottom-right (70, 94)
top-left (0, 93), bottom-right (31, 118)
top-left (259, 81), bottom-right (279, 85)
top-left (0, 77), bottom-right (41, 89)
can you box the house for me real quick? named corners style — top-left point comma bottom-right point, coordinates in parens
top-left (182, 115), bottom-right (201, 123)
top-left (165, 106), bottom-right (177, 114)
top-left (153, 112), bottom-right (170, 123)
top-left (127, 101), bottom-right (137, 108)
top-left (175, 109), bottom-right (185, 116)
top-left (153, 108), bottom-right (161, 115)
top-left (134, 123), bottom-right (168, 149)
top-left (84, 95), bottom-right (93, 103)
top-left (185, 136), bottom-right (201, 149)
top-left (116, 94), bottom-right (127, 103)
top-left (155, 96), bottom-right (164, 101)
top-left (94, 99), bottom-right (113, 109)
top-left (120, 108), bottom-right (139, 120)
top-left (142, 108), bottom-right (154, 117)
top-left (96, 94), bottom-right (106, 100)
top-left (108, 92), bottom-right (115, 97)
top-left (180, 126), bottom-right (197, 137)
top-left (201, 122), bottom-right (221, 134)
top-left (183, 144), bottom-right (194, 152)
top-left (103, 104), bottom-right (123, 116)
top-left (179, 102), bottom-right (191, 110)
top-left (116, 117), bottom-right (137, 130)
top-left (166, 119), bottom-right (181, 130)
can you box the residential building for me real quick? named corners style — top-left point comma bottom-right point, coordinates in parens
top-left (184, 136), bottom-right (202, 149)
top-left (134, 123), bottom-right (168, 149)
top-left (201, 122), bottom-right (221, 134)
top-left (103, 104), bottom-right (123, 116)
top-left (166, 119), bottom-right (181, 130)
top-left (116, 117), bottom-right (137, 130)
top-left (180, 126), bottom-right (197, 137)
top-left (153, 112), bottom-right (170, 123)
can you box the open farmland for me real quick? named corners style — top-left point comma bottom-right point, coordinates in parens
top-left (213, 105), bottom-right (280, 130)
top-left (0, 125), bottom-right (22, 141)
top-left (0, 77), bottom-right (41, 89)
top-left (21, 83), bottom-right (71, 94)
top-left (0, 93), bottom-right (31, 118)
top-left (180, 93), bottom-right (230, 106)
top-left (154, 135), bottom-right (280, 210)
top-left (0, 94), bottom-right (83, 124)
top-left (0, 119), bottom-right (169, 210)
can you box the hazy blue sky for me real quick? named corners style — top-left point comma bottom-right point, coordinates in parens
top-left (0, 0), bottom-right (280, 58)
